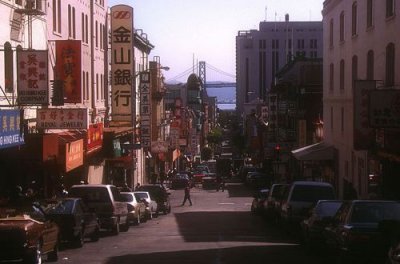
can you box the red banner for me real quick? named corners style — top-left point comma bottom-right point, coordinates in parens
top-left (55, 40), bottom-right (82, 103)
top-left (87, 123), bottom-right (104, 153)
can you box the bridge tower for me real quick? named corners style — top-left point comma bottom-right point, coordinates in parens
top-left (198, 61), bottom-right (206, 88)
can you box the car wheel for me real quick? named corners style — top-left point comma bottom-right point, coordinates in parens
top-left (120, 217), bottom-right (130, 232)
top-left (73, 230), bottom-right (84, 248)
top-left (47, 242), bottom-right (58, 262)
top-left (90, 226), bottom-right (100, 242)
top-left (147, 210), bottom-right (153, 220)
top-left (25, 241), bottom-right (42, 264)
top-left (111, 219), bottom-right (120, 235)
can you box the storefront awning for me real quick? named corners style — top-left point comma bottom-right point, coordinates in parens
top-left (291, 142), bottom-right (336, 161)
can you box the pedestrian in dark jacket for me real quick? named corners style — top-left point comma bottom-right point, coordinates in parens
top-left (181, 184), bottom-right (192, 206)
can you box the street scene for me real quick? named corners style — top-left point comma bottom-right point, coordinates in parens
top-left (54, 180), bottom-right (323, 264)
top-left (0, 0), bottom-right (400, 263)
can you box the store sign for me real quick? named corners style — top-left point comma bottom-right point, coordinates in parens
top-left (369, 90), bottom-right (400, 128)
top-left (17, 50), bottom-right (48, 105)
top-left (0, 109), bottom-right (24, 149)
top-left (110, 5), bottom-right (134, 123)
top-left (140, 72), bottom-right (151, 149)
top-left (36, 108), bottom-right (88, 129)
top-left (65, 139), bottom-right (83, 172)
top-left (55, 40), bottom-right (82, 103)
top-left (87, 123), bottom-right (104, 153)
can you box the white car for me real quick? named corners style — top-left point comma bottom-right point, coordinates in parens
top-left (133, 191), bottom-right (158, 219)
top-left (120, 192), bottom-right (147, 225)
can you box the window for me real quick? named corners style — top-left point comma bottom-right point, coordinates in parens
top-left (367, 50), bottom-right (374, 80)
top-left (340, 59), bottom-right (345, 91)
top-left (330, 107), bottom-right (334, 132)
top-left (53, 0), bottom-right (62, 34)
top-left (72, 7), bottom-right (76, 38)
top-left (341, 107), bottom-right (345, 133)
top-left (82, 71), bottom-right (86, 100)
top-left (386, 0), bottom-right (395, 18)
top-left (352, 55), bottom-right (358, 89)
top-left (329, 19), bottom-right (334, 47)
top-left (352, 2), bottom-right (357, 36)
top-left (96, 73), bottom-right (99, 100)
top-left (68, 5), bottom-right (71, 37)
top-left (329, 63), bottom-right (334, 92)
top-left (95, 21), bottom-right (98, 48)
top-left (85, 15), bottom-right (89, 43)
top-left (310, 39), bottom-right (318, 49)
top-left (297, 39), bottom-right (305, 49)
top-left (386, 43), bottom-right (395, 86)
top-left (340, 11), bottom-right (345, 42)
top-left (367, 0), bottom-right (373, 28)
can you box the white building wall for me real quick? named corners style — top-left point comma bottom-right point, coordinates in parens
top-left (47, 0), bottom-right (108, 122)
top-left (0, 1), bottom-right (47, 120)
top-left (322, 0), bottom-right (400, 198)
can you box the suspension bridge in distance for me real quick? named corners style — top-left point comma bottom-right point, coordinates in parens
top-left (165, 61), bottom-right (236, 89)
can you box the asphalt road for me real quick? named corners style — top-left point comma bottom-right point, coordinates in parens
top-left (53, 181), bottom-right (326, 264)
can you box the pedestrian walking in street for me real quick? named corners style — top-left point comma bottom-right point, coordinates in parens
top-left (181, 183), bottom-right (192, 206)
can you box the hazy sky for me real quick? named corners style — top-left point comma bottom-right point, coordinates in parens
top-left (108, 0), bottom-right (325, 82)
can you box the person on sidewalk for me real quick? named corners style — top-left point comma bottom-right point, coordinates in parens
top-left (181, 183), bottom-right (192, 206)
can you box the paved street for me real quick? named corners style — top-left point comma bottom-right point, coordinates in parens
top-left (54, 181), bottom-right (325, 264)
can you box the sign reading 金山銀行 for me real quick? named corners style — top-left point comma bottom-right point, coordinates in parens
top-left (36, 108), bottom-right (88, 129)
top-left (17, 50), bottom-right (49, 105)
top-left (110, 5), bottom-right (134, 124)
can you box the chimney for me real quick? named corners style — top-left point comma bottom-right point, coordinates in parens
top-left (285, 14), bottom-right (289, 22)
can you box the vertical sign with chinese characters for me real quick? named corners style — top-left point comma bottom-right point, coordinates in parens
top-left (110, 5), bottom-right (134, 123)
top-left (353, 80), bottom-right (376, 150)
top-left (17, 50), bottom-right (48, 105)
top-left (140, 72), bottom-right (151, 149)
top-left (55, 40), bottom-right (82, 103)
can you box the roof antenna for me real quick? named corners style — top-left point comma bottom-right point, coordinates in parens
top-left (265, 6), bottom-right (267, 21)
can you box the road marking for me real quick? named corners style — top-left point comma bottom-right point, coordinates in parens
top-left (218, 202), bottom-right (235, 205)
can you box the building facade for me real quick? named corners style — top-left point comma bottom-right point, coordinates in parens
top-left (236, 15), bottom-right (323, 115)
top-left (322, 0), bottom-right (400, 199)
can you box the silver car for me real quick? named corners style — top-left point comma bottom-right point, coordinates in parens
top-left (133, 191), bottom-right (158, 219)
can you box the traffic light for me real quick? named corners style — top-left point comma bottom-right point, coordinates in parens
top-left (51, 79), bottom-right (64, 106)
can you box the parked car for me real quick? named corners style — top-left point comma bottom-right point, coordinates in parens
top-left (192, 170), bottom-right (209, 184)
top-left (136, 184), bottom-right (171, 215)
top-left (280, 181), bottom-right (336, 228)
top-left (379, 219), bottom-right (400, 264)
top-left (251, 188), bottom-right (269, 214)
top-left (0, 203), bottom-right (59, 263)
top-left (324, 200), bottom-right (400, 263)
top-left (120, 192), bottom-right (147, 225)
top-left (300, 199), bottom-right (342, 251)
top-left (133, 191), bottom-right (158, 219)
top-left (68, 184), bottom-right (129, 235)
top-left (44, 198), bottom-right (100, 248)
top-left (171, 173), bottom-right (191, 189)
top-left (245, 172), bottom-right (271, 189)
top-left (202, 174), bottom-right (218, 189)
top-left (262, 183), bottom-right (289, 222)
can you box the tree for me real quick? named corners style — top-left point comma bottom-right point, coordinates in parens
top-left (201, 146), bottom-right (213, 161)
top-left (207, 127), bottom-right (223, 150)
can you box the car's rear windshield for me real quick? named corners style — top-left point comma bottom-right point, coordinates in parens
top-left (46, 200), bottom-right (74, 214)
top-left (291, 185), bottom-right (335, 202)
top-left (120, 193), bottom-right (133, 202)
top-left (134, 192), bottom-right (148, 200)
top-left (316, 201), bottom-right (342, 217)
top-left (69, 187), bottom-right (111, 203)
